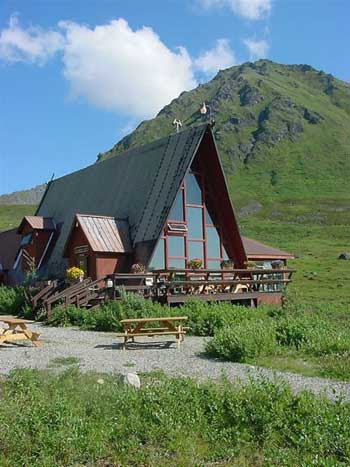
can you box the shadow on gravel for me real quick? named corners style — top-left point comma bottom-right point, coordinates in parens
top-left (0, 342), bottom-right (31, 349)
top-left (95, 340), bottom-right (176, 351)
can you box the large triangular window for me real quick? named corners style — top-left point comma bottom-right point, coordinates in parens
top-left (148, 170), bottom-right (233, 270)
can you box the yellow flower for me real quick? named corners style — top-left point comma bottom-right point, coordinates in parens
top-left (66, 267), bottom-right (85, 281)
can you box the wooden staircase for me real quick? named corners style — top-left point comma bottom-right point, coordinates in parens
top-left (31, 277), bottom-right (108, 317)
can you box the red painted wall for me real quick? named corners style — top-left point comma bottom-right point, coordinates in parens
top-left (65, 223), bottom-right (131, 280)
top-left (20, 223), bottom-right (53, 272)
top-left (65, 224), bottom-right (93, 277)
top-left (96, 254), bottom-right (118, 278)
top-left (257, 293), bottom-right (283, 306)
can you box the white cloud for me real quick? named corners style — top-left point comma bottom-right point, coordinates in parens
top-left (200, 0), bottom-right (272, 20)
top-left (243, 38), bottom-right (269, 60)
top-left (59, 19), bottom-right (196, 117)
top-left (194, 39), bottom-right (236, 76)
top-left (0, 16), bottom-right (241, 117)
top-left (0, 14), bottom-right (64, 64)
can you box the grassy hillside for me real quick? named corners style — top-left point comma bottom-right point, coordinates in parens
top-left (0, 204), bottom-right (36, 232)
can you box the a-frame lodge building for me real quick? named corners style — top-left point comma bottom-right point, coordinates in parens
top-left (0, 124), bottom-right (294, 306)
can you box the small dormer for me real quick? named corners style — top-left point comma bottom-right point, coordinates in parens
top-left (17, 216), bottom-right (56, 272)
top-left (63, 214), bottom-right (132, 280)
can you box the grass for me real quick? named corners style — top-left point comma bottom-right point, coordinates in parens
top-left (239, 199), bottom-right (350, 304)
top-left (48, 356), bottom-right (81, 368)
top-left (254, 353), bottom-right (350, 381)
top-left (0, 204), bottom-right (36, 232)
top-left (0, 368), bottom-right (349, 466)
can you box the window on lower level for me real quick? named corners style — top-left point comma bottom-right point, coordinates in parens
top-left (21, 233), bottom-right (32, 246)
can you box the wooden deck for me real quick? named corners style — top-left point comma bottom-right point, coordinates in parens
top-left (108, 267), bottom-right (295, 306)
top-left (32, 267), bottom-right (295, 315)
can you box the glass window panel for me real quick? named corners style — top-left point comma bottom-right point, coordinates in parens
top-left (187, 207), bottom-right (203, 239)
top-left (148, 239), bottom-right (165, 270)
top-left (169, 190), bottom-right (184, 221)
top-left (168, 259), bottom-right (186, 269)
top-left (186, 173), bottom-right (202, 205)
top-left (206, 226), bottom-right (221, 258)
top-left (21, 233), bottom-right (32, 246)
top-left (168, 235), bottom-right (185, 258)
top-left (207, 260), bottom-right (222, 270)
top-left (223, 248), bottom-right (229, 260)
top-left (188, 241), bottom-right (204, 262)
top-left (205, 207), bottom-right (214, 225)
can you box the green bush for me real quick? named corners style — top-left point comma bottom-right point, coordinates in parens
top-left (0, 369), bottom-right (349, 466)
top-left (0, 286), bottom-right (26, 315)
top-left (181, 300), bottom-right (272, 336)
top-left (276, 314), bottom-right (350, 356)
top-left (206, 319), bottom-right (278, 362)
top-left (47, 295), bottom-right (273, 337)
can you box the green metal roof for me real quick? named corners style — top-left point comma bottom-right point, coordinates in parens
top-left (37, 124), bottom-right (209, 276)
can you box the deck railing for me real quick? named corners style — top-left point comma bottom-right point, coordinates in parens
top-left (107, 267), bottom-right (295, 300)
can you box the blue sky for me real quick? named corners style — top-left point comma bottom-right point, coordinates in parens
top-left (0, 0), bottom-right (349, 195)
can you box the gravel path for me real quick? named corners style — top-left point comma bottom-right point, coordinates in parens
top-left (1, 323), bottom-right (349, 401)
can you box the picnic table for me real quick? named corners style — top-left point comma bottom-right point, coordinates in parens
top-left (0, 317), bottom-right (41, 347)
top-left (118, 316), bottom-right (188, 349)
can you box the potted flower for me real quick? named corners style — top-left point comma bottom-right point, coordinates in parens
top-left (271, 260), bottom-right (285, 270)
top-left (244, 260), bottom-right (257, 270)
top-left (220, 259), bottom-right (235, 280)
top-left (131, 263), bottom-right (146, 273)
top-left (220, 260), bottom-right (235, 270)
top-left (66, 266), bottom-right (84, 283)
top-left (187, 258), bottom-right (203, 269)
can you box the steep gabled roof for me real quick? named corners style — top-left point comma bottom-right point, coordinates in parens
top-left (17, 216), bottom-right (55, 233)
top-left (63, 214), bottom-right (132, 255)
top-left (37, 124), bottom-right (209, 275)
top-left (242, 236), bottom-right (294, 259)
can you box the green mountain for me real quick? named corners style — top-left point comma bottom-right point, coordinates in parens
top-left (101, 60), bottom-right (350, 206)
top-left (100, 60), bottom-right (350, 303)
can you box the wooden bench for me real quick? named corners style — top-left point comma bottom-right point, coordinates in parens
top-left (118, 316), bottom-right (188, 349)
top-left (0, 317), bottom-right (41, 347)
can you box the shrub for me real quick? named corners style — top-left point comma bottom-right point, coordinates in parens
top-left (206, 320), bottom-right (278, 362)
top-left (275, 315), bottom-right (313, 349)
top-left (1, 369), bottom-right (349, 466)
top-left (276, 314), bottom-right (350, 356)
top-left (0, 286), bottom-right (26, 315)
top-left (46, 294), bottom-right (275, 336)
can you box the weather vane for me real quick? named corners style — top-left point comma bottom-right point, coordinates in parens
top-left (173, 119), bottom-right (182, 133)
top-left (200, 101), bottom-right (211, 121)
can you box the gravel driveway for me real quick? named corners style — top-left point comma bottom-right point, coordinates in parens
top-left (1, 323), bottom-right (349, 401)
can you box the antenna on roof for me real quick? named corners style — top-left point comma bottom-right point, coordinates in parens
top-left (49, 173), bottom-right (55, 182)
top-left (173, 119), bottom-right (182, 133)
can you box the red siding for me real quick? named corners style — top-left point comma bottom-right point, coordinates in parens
top-left (65, 223), bottom-right (131, 280)
top-left (257, 293), bottom-right (283, 306)
top-left (21, 223), bottom-right (52, 272)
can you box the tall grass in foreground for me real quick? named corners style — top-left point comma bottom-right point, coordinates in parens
top-left (0, 369), bottom-right (349, 466)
